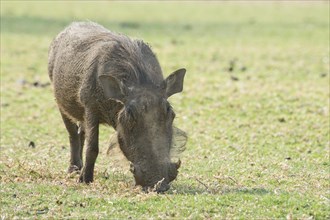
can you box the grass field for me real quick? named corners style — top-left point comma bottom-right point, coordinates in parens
top-left (1, 1), bottom-right (329, 219)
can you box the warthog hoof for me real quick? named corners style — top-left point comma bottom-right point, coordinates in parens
top-left (78, 170), bottom-right (93, 184)
top-left (67, 165), bottom-right (82, 173)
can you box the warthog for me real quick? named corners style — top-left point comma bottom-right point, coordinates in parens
top-left (48, 22), bottom-right (187, 192)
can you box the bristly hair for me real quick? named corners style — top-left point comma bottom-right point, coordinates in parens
top-left (101, 33), bottom-right (164, 88)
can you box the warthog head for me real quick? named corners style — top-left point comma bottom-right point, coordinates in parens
top-left (100, 68), bottom-right (187, 192)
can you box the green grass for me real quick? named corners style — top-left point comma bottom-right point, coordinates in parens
top-left (1, 1), bottom-right (329, 219)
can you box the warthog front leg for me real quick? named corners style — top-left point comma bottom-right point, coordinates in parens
top-left (60, 111), bottom-right (83, 173)
top-left (79, 108), bottom-right (99, 183)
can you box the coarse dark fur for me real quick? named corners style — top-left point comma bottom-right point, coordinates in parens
top-left (48, 22), bottom-right (186, 192)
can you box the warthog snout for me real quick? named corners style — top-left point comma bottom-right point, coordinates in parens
top-left (130, 161), bottom-right (181, 192)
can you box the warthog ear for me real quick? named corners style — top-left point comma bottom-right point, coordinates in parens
top-left (170, 126), bottom-right (188, 162)
top-left (165, 68), bottom-right (186, 98)
top-left (99, 75), bottom-right (125, 101)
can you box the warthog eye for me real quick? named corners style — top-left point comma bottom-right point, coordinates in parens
top-left (123, 104), bottom-right (137, 128)
top-left (165, 103), bottom-right (175, 120)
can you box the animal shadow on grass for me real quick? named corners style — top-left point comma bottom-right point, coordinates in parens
top-left (220, 187), bottom-right (270, 195)
top-left (79, 170), bottom-right (272, 196)
top-left (169, 182), bottom-right (271, 195)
